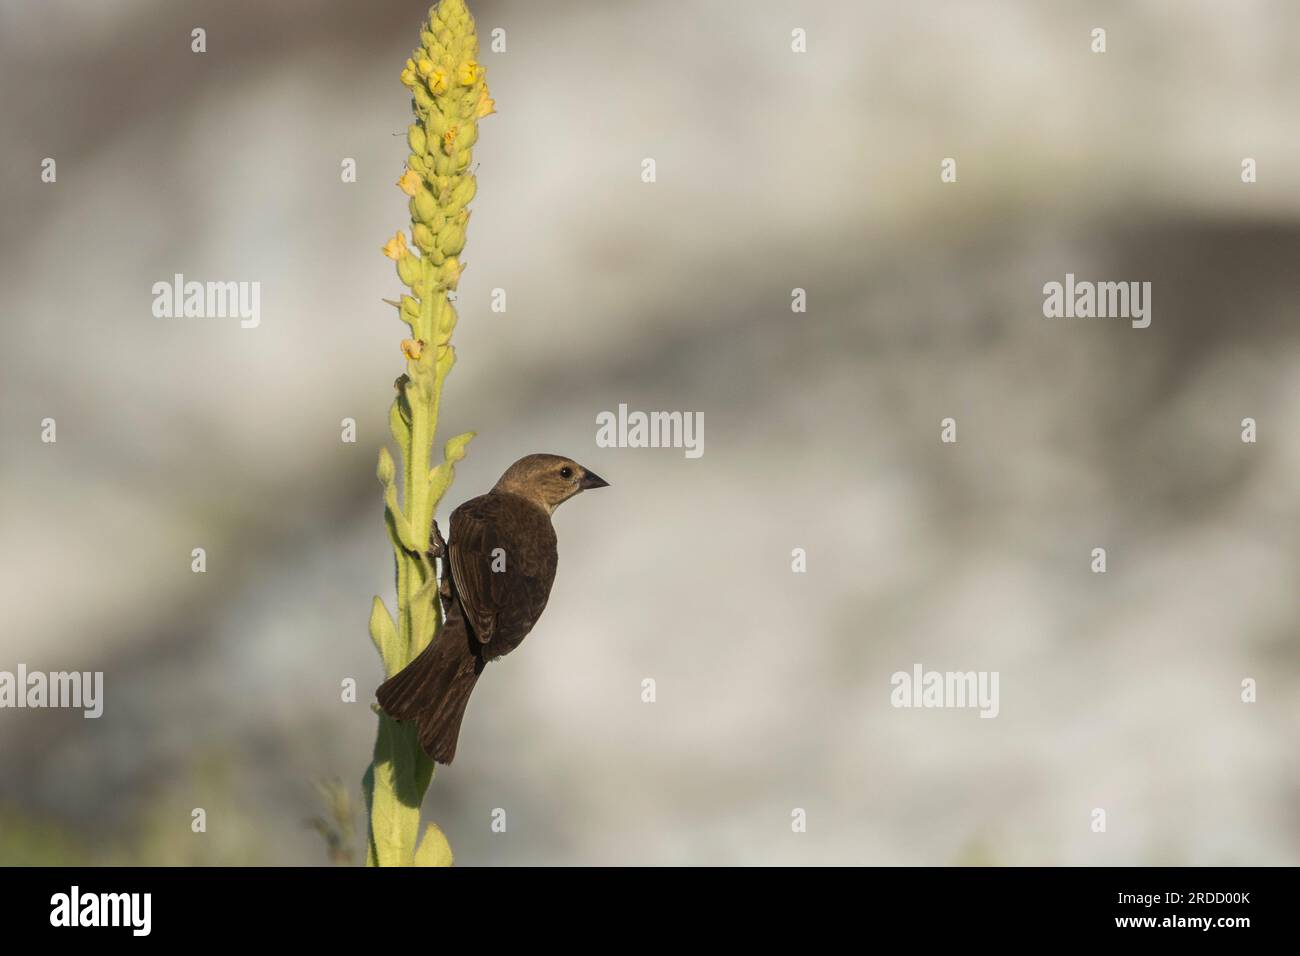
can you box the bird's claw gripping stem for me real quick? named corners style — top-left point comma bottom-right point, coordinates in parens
top-left (426, 518), bottom-right (454, 607)
top-left (426, 518), bottom-right (447, 561)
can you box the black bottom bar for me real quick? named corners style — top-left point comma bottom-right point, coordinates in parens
top-left (0, 866), bottom-right (1281, 940)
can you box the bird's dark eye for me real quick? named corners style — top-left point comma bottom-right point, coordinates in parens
top-left (559, 466), bottom-right (573, 479)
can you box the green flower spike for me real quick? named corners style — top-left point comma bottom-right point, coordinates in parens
top-left (362, 0), bottom-right (492, 868)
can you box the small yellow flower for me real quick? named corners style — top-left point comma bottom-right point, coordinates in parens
top-left (396, 169), bottom-right (422, 196)
top-left (417, 57), bottom-right (435, 77)
top-left (382, 231), bottom-right (409, 260)
top-left (442, 126), bottom-right (459, 154)
top-left (400, 338), bottom-right (424, 360)
top-left (428, 67), bottom-right (448, 95)
top-left (457, 60), bottom-right (479, 86)
top-left (475, 91), bottom-right (496, 119)
top-left (399, 67), bottom-right (417, 88)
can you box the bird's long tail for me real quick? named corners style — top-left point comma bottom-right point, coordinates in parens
top-left (376, 600), bottom-right (483, 764)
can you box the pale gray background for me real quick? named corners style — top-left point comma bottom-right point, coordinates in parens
top-left (0, 0), bottom-right (1297, 865)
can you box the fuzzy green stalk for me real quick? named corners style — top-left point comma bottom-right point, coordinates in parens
top-left (363, 0), bottom-right (493, 868)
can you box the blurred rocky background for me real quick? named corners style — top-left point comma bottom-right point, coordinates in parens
top-left (0, 0), bottom-right (1296, 865)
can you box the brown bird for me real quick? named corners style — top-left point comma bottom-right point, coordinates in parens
top-left (376, 453), bottom-right (608, 763)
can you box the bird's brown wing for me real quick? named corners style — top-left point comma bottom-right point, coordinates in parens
top-left (447, 492), bottom-right (557, 661)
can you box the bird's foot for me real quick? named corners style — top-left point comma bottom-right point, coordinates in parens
top-left (426, 517), bottom-right (447, 562)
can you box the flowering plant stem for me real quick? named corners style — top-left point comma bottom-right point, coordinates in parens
top-left (362, 0), bottom-right (493, 868)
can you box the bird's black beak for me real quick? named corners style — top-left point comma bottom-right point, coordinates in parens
top-left (580, 470), bottom-right (609, 490)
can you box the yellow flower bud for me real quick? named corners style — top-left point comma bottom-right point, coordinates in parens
top-left (377, 446), bottom-right (396, 485)
top-left (412, 222), bottom-right (436, 252)
top-left (436, 222), bottom-right (466, 256)
top-left (436, 307), bottom-right (455, 338)
top-left (417, 57), bottom-right (435, 77)
top-left (442, 257), bottom-right (462, 288)
top-left (450, 175), bottom-right (477, 208)
top-left (411, 189), bottom-right (438, 223)
top-left (428, 67), bottom-right (449, 95)
top-left (457, 60), bottom-right (479, 86)
top-left (396, 253), bottom-right (422, 287)
top-left (381, 231), bottom-right (409, 260)
top-left (407, 125), bottom-right (426, 154)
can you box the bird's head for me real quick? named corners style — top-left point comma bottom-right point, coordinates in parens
top-left (492, 453), bottom-right (609, 514)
